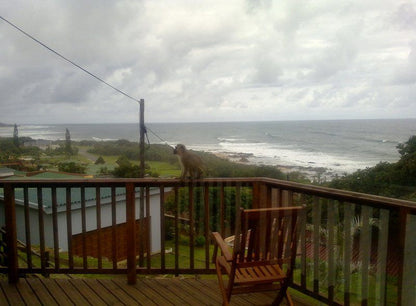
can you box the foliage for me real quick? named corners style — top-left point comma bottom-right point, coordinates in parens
top-left (46, 144), bottom-right (79, 156)
top-left (164, 186), bottom-right (253, 236)
top-left (0, 137), bottom-right (42, 163)
top-left (329, 135), bottom-right (416, 200)
top-left (396, 135), bottom-right (416, 157)
top-left (58, 161), bottom-right (87, 174)
top-left (111, 155), bottom-right (142, 177)
top-left (95, 156), bottom-right (105, 164)
top-left (65, 128), bottom-right (73, 155)
top-left (13, 124), bottom-right (19, 147)
top-left (88, 140), bottom-right (177, 163)
top-left (88, 139), bottom-right (287, 179)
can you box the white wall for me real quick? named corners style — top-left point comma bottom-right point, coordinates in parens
top-left (1, 190), bottom-right (163, 255)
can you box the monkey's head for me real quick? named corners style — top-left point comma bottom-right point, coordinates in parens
top-left (173, 144), bottom-right (186, 155)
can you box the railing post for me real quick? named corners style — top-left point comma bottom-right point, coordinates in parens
top-left (397, 207), bottom-right (409, 306)
top-left (252, 181), bottom-right (261, 209)
top-left (126, 183), bottom-right (137, 284)
top-left (4, 184), bottom-right (18, 283)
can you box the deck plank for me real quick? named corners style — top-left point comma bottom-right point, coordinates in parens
top-left (15, 279), bottom-right (41, 306)
top-left (38, 278), bottom-right (74, 306)
top-left (154, 278), bottom-right (208, 305)
top-left (0, 282), bottom-right (25, 305)
top-left (0, 277), bottom-right (305, 305)
top-left (140, 278), bottom-right (185, 305)
top-left (26, 278), bottom-right (59, 305)
top-left (55, 279), bottom-right (92, 305)
top-left (96, 279), bottom-right (144, 305)
top-left (181, 278), bottom-right (225, 305)
top-left (134, 279), bottom-right (175, 305)
top-left (111, 279), bottom-right (158, 306)
top-left (68, 279), bottom-right (107, 306)
top-left (82, 279), bottom-right (124, 306)
top-left (0, 282), bottom-right (8, 305)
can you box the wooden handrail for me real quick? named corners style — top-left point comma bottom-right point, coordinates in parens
top-left (1, 177), bottom-right (416, 305)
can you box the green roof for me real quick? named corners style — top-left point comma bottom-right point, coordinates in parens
top-left (0, 171), bottom-right (90, 180)
top-left (11, 187), bottom-right (127, 208)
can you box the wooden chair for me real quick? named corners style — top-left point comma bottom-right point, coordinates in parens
top-left (212, 206), bottom-right (304, 306)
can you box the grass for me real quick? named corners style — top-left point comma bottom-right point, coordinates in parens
top-left (76, 147), bottom-right (181, 177)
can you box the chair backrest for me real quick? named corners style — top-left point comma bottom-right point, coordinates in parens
top-left (233, 206), bottom-right (304, 275)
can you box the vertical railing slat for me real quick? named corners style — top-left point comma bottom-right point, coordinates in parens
top-left (174, 186), bottom-right (179, 274)
top-left (111, 186), bottom-right (117, 269)
top-left (4, 184), bottom-right (18, 283)
top-left (204, 184), bottom-right (210, 269)
top-left (37, 187), bottom-right (46, 273)
top-left (160, 185), bottom-right (166, 271)
top-left (189, 184), bottom-right (195, 270)
top-left (327, 200), bottom-right (335, 303)
top-left (126, 183), bottom-right (136, 284)
top-left (402, 213), bottom-right (416, 305)
top-left (312, 197), bottom-right (321, 294)
top-left (220, 184), bottom-right (225, 237)
top-left (80, 187), bottom-right (87, 270)
top-left (23, 187), bottom-right (32, 270)
top-left (139, 186), bottom-right (145, 267)
top-left (146, 186), bottom-right (151, 272)
top-left (343, 203), bottom-right (353, 306)
top-left (360, 206), bottom-right (372, 305)
top-left (300, 201), bottom-right (307, 289)
top-left (96, 187), bottom-right (102, 270)
top-left (376, 208), bottom-right (389, 306)
top-left (51, 187), bottom-right (59, 271)
top-left (66, 187), bottom-right (73, 269)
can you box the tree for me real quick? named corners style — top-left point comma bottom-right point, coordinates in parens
top-left (397, 135), bottom-right (416, 157)
top-left (13, 124), bottom-right (19, 147)
top-left (58, 161), bottom-right (86, 174)
top-left (95, 156), bottom-right (105, 164)
top-left (112, 155), bottom-right (141, 178)
top-left (65, 128), bottom-right (72, 155)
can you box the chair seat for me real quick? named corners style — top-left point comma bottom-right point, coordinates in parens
top-left (217, 255), bottom-right (287, 286)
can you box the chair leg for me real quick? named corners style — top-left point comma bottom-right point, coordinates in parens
top-left (285, 290), bottom-right (294, 306)
top-left (272, 282), bottom-right (289, 306)
top-left (215, 259), bottom-right (230, 306)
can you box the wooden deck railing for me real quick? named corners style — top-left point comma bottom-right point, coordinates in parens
top-left (1, 177), bottom-right (416, 305)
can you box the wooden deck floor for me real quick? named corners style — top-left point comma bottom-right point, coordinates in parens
top-left (0, 277), bottom-right (310, 305)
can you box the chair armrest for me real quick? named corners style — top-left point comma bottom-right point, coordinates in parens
top-left (212, 232), bottom-right (233, 262)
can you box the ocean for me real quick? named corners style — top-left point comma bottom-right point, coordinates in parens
top-left (1, 119), bottom-right (415, 179)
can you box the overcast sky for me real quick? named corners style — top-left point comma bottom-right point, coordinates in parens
top-left (1, 0), bottom-right (415, 124)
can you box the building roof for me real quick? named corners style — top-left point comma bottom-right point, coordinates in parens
top-left (10, 186), bottom-right (127, 209)
top-left (0, 167), bottom-right (15, 178)
top-left (0, 170), bottom-right (93, 180)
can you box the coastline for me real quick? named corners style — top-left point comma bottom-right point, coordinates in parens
top-left (211, 151), bottom-right (339, 182)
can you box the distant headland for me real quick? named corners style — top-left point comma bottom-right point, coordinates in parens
top-left (0, 123), bottom-right (13, 127)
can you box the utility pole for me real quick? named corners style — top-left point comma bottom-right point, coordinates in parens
top-left (138, 99), bottom-right (145, 267)
top-left (139, 99), bottom-right (145, 177)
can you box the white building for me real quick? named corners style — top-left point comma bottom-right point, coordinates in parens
top-left (0, 184), bottom-right (163, 257)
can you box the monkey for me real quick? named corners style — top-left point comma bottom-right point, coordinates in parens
top-left (173, 144), bottom-right (204, 179)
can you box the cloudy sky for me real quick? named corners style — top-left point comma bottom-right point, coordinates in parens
top-left (1, 0), bottom-right (415, 124)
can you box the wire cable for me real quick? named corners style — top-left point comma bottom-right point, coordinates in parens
top-left (0, 15), bottom-right (142, 104)
top-left (146, 126), bottom-right (175, 148)
top-left (1, 15), bottom-right (176, 148)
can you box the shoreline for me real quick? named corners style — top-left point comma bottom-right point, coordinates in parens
top-left (19, 137), bottom-right (351, 182)
top-left (212, 151), bottom-right (341, 182)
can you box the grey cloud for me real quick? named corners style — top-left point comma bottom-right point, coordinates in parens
top-left (0, 0), bottom-right (415, 124)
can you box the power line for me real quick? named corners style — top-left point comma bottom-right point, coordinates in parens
top-left (0, 15), bottom-right (142, 103)
top-left (1, 15), bottom-right (175, 148)
top-left (146, 126), bottom-right (175, 148)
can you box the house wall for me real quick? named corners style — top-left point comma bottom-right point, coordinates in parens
top-left (0, 191), bottom-right (163, 255)
top-left (71, 217), bottom-right (150, 261)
